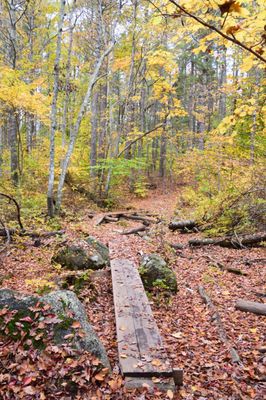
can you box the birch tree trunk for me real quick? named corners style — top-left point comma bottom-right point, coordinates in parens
top-left (47, 0), bottom-right (66, 217)
top-left (56, 41), bottom-right (115, 211)
top-left (62, 0), bottom-right (76, 147)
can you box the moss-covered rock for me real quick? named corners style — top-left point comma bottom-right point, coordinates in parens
top-left (52, 238), bottom-right (109, 271)
top-left (86, 236), bottom-right (110, 266)
top-left (139, 254), bottom-right (178, 294)
top-left (0, 289), bottom-right (109, 368)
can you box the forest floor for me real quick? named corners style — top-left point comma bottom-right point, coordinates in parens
top-left (0, 187), bottom-right (265, 399)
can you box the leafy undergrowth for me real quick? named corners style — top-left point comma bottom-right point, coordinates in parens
top-left (0, 188), bottom-right (265, 399)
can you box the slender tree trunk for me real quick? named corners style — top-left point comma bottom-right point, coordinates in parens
top-left (62, 0), bottom-right (76, 147)
top-left (56, 42), bottom-right (115, 211)
top-left (90, 87), bottom-right (99, 178)
top-left (47, 0), bottom-right (66, 217)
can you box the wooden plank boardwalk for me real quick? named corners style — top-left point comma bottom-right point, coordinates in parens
top-left (111, 258), bottom-right (183, 389)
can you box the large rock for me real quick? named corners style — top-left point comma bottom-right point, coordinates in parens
top-left (86, 236), bottom-right (110, 266)
top-left (52, 237), bottom-right (109, 271)
top-left (0, 289), bottom-right (109, 368)
top-left (139, 254), bottom-right (178, 293)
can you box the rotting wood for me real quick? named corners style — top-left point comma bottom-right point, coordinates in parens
top-left (93, 211), bottom-right (159, 226)
top-left (204, 255), bottom-right (248, 276)
top-left (198, 285), bottom-right (241, 364)
top-left (168, 242), bottom-right (185, 250)
top-left (0, 229), bottom-right (65, 238)
top-left (121, 225), bottom-right (147, 235)
top-left (111, 258), bottom-right (182, 387)
top-left (169, 220), bottom-right (197, 232)
top-left (189, 232), bottom-right (266, 248)
top-left (235, 299), bottom-right (266, 316)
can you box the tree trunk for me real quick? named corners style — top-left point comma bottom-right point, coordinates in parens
top-left (47, 0), bottom-right (66, 217)
top-left (9, 110), bottom-right (19, 186)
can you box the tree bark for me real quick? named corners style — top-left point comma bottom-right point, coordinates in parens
top-left (235, 300), bottom-right (266, 316)
top-left (47, 0), bottom-right (66, 217)
top-left (169, 220), bottom-right (197, 232)
top-left (189, 233), bottom-right (266, 248)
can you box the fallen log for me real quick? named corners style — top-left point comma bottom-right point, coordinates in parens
top-left (169, 243), bottom-right (185, 250)
top-left (198, 285), bottom-right (241, 364)
top-left (93, 211), bottom-right (160, 227)
top-left (121, 225), bottom-right (147, 235)
top-left (204, 255), bottom-right (248, 276)
top-left (189, 232), bottom-right (266, 248)
top-left (235, 300), bottom-right (266, 316)
top-left (120, 214), bottom-right (157, 225)
top-left (0, 229), bottom-right (65, 238)
top-left (169, 220), bottom-right (197, 232)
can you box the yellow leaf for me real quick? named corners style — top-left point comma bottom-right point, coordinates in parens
top-left (167, 389), bottom-right (174, 399)
top-left (250, 328), bottom-right (257, 334)
top-left (171, 331), bottom-right (183, 339)
top-left (71, 321), bottom-right (81, 329)
top-left (151, 358), bottom-right (162, 366)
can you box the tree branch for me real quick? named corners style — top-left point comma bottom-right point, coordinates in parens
top-left (0, 193), bottom-right (24, 230)
top-left (164, 0), bottom-right (266, 63)
top-left (117, 123), bottom-right (165, 158)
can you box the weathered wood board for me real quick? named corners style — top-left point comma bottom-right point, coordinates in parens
top-left (111, 258), bottom-right (181, 385)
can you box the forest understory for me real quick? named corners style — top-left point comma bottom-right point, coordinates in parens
top-left (0, 186), bottom-right (265, 400)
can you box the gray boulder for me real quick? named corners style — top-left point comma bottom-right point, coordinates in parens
top-left (52, 238), bottom-right (109, 271)
top-left (86, 236), bottom-right (110, 265)
top-left (139, 254), bottom-right (178, 293)
top-left (0, 289), bottom-right (109, 368)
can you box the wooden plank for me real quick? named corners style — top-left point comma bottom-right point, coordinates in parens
top-left (125, 376), bottom-right (175, 391)
top-left (111, 259), bottom-right (173, 378)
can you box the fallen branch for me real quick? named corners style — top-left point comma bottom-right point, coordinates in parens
top-left (169, 220), bottom-right (197, 232)
top-left (0, 193), bottom-right (24, 230)
top-left (121, 225), bottom-right (147, 235)
top-left (0, 229), bottom-right (65, 238)
top-left (169, 242), bottom-right (185, 250)
top-left (198, 285), bottom-right (241, 364)
top-left (93, 211), bottom-right (159, 226)
top-left (235, 300), bottom-right (266, 316)
top-left (204, 255), bottom-right (248, 276)
top-left (189, 232), bottom-right (266, 248)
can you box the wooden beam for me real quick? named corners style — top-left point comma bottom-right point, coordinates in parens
top-left (111, 259), bottom-right (180, 381)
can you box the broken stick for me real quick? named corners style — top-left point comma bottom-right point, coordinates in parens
top-left (198, 285), bottom-right (241, 364)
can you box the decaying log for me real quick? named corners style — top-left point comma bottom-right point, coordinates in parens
top-left (93, 211), bottom-right (159, 226)
top-left (198, 285), bottom-right (241, 364)
top-left (169, 243), bottom-right (185, 250)
top-left (0, 229), bottom-right (65, 238)
top-left (235, 300), bottom-right (266, 316)
top-left (121, 225), bottom-right (147, 235)
top-left (169, 220), bottom-right (197, 232)
top-left (204, 255), bottom-right (248, 276)
top-left (189, 232), bottom-right (266, 248)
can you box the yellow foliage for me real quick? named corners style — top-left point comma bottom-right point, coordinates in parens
top-left (0, 66), bottom-right (50, 123)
